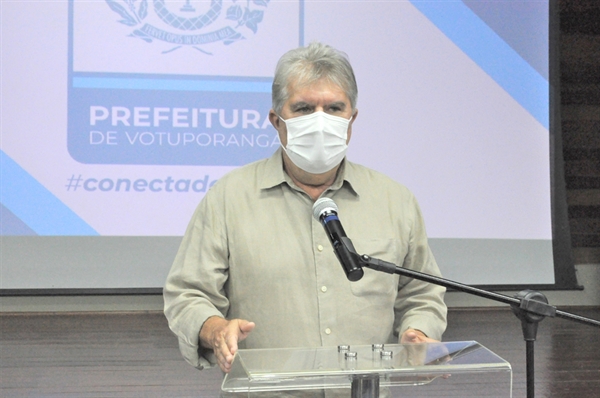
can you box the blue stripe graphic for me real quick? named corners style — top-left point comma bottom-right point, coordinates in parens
top-left (0, 150), bottom-right (98, 236)
top-left (73, 77), bottom-right (272, 93)
top-left (410, 0), bottom-right (549, 129)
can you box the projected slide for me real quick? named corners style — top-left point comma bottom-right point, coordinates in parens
top-left (1, 0), bottom-right (554, 288)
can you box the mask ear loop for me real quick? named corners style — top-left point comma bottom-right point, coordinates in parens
top-left (277, 115), bottom-right (288, 153)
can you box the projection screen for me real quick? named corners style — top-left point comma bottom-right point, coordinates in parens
top-left (1, 0), bottom-right (576, 292)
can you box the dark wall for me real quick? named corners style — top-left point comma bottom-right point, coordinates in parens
top-left (560, 0), bottom-right (600, 264)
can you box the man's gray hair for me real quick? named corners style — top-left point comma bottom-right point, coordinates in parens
top-left (272, 42), bottom-right (358, 114)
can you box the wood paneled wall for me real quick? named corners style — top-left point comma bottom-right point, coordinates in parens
top-left (560, 0), bottom-right (600, 264)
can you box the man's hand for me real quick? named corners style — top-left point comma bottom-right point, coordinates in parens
top-left (401, 328), bottom-right (438, 344)
top-left (199, 316), bottom-right (255, 373)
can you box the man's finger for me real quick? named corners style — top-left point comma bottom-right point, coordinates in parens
top-left (225, 326), bottom-right (240, 355)
top-left (219, 339), bottom-right (236, 372)
top-left (401, 331), bottom-right (420, 343)
top-left (239, 320), bottom-right (256, 337)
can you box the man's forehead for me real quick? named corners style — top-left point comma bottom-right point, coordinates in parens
top-left (288, 75), bottom-right (345, 90)
top-left (286, 78), bottom-right (349, 102)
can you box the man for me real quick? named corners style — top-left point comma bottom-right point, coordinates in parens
top-left (163, 42), bottom-right (447, 374)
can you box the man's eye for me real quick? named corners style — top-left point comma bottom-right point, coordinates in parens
top-left (328, 103), bottom-right (346, 112)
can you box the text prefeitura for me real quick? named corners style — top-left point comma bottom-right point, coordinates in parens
top-left (90, 106), bottom-right (272, 129)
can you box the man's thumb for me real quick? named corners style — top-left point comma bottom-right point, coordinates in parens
top-left (239, 320), bottom-right (256, 335)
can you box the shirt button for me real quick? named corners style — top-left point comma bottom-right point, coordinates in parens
top-left (317, 245), bottom-right (324, 252)
top-left (325, 328), bottom-right (331, 335)
top-left (321, 286), bottom-right (327, 293)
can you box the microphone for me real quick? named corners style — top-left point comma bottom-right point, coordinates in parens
top-left (312, 198), bottom-right (364, 281)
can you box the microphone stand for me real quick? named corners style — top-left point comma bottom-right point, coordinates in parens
top-left (338, 237), bottom-right (600, 398)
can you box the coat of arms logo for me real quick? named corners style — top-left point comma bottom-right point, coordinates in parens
top-left (105, 0), bottom-right (270, 54)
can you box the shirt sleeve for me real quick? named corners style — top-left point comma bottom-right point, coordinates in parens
top-left (163, 186), bottom-right (230, 369)
top-left (393, 193), bottom-right (448, 341)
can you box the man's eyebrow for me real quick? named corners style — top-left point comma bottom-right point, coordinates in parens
top-left (328, 101), bottom-right (347, 109)
top-left (288, 100), bottom-right (347, 111)
top-left (289, 101), bottom-right (313, 110)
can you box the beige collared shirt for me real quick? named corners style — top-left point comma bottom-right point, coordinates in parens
top-left (164, 148), bottom-right (447, 369)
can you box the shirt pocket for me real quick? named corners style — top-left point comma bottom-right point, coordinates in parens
top-left (348, 238), bottom-right (400, 297)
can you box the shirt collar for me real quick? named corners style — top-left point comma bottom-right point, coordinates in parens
top-left (259, 148), bottom-right (360, 197)
top-left (259, 148), bottom-right (288, 190)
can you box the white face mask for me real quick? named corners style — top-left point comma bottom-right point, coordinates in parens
top-left (280, 111), bottom-right (351, 174)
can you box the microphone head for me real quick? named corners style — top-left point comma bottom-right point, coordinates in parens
top-left (313, 197), bottom-right (338, 221)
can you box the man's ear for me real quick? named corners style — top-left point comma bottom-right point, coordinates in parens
top-left (269, 109), bottom-right (281, 130)
top-left (350, 108), bottom-right (358, 124)
top-left (269, 109), bottom-right (288, 147)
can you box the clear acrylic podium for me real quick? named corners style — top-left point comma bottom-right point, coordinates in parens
top-left (222, 341), bottom-right (512, 397)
